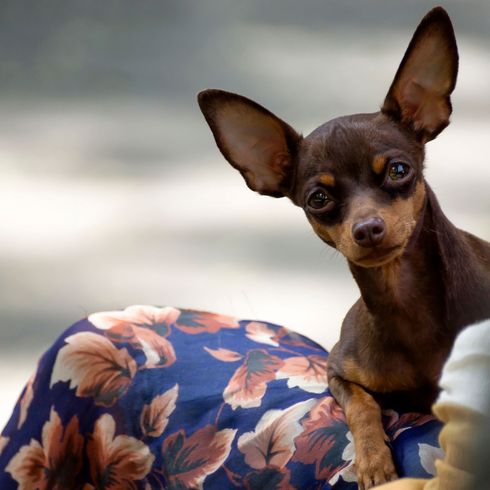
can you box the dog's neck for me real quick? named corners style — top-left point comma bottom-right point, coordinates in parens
top-left (348, 183), bottom-right (490, 337)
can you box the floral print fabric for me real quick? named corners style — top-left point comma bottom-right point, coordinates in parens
top-left (0, 305), bottom-right (442, 489)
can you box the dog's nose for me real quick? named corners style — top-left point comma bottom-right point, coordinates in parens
top-left (352, 217), bottom-right (386, 247)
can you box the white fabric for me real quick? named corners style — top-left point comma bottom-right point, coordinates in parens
top-left (437, 319), bottom-right (490, 416)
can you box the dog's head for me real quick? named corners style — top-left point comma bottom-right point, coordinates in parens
top-left (198, 7), bottom-right (458, 268)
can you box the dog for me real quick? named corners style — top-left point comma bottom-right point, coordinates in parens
top-left (198, 7), bottom-right (490, 489)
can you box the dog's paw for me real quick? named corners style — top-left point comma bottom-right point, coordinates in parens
top-left (356, 443), bottom-right (398, 490)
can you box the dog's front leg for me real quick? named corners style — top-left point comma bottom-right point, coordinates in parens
top-left (328, 373), bottom-right (398, 489)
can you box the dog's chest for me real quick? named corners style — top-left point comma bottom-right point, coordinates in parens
top-left (346, 345), bottom-right (446, 394)
top-left (343, 303), bottom-right (452, 394)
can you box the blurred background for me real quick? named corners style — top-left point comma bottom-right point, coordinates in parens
top-left (1, 0), bottom-right (489, 428)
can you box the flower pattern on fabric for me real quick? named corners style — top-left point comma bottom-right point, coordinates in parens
top-left (0, 306), bottom-right (443, 489)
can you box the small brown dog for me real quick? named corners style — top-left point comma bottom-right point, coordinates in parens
top-left (198, 7), bottom-right (490, 489)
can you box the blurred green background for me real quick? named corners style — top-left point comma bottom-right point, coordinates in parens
top-left (1, 0), bottom-right (489, 427)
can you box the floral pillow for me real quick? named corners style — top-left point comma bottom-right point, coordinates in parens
top-left (0, 305), bottom-right (442, 489)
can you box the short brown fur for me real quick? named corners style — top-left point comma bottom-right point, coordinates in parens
top-left (198, 7), bottom-right (490, 489)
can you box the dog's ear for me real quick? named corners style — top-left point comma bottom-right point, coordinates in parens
top-left (382, 7), bottom-right (458, 142)
top-left (198, 89), bottom-right (302, 197)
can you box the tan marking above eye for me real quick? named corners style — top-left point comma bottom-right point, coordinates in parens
top-left (318, 173), bottom-right (335, 187)
top-left (372, 155), bottom-right (387, 175)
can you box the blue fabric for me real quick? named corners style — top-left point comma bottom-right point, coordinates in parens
top-left (0, 305), bottom-right (441, 489)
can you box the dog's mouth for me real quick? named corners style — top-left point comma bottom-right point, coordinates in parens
top-left (353, 244), bottom-right (404, 268)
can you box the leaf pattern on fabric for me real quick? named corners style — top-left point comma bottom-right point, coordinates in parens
top-left (245, 322), bottom-right (281, 347)
top-left (276, 355), bottom-right (328, 393)
top-left (89, 304), bottom-right (180, 338)
top-left (244, 466), bottom-right (294, 490)
top-left (292, 396), bottom-right (350, 481)
top-left (204, 347), bottom-right (243, 362)
top-left (327, 431), bottom-right (357, 486)
top-left (0, 437), bottom-right (9, 457)
top-left (174, 310), bottom-right (240, 335)
top-left (140, 385), bottom-right (179, 438)
top-left (384, 410), bottom-right (436, 440)
top-left (89, 305), bottom-right (178, 368)
top-left (224, 350), bottom-right (284, 410)
top-left (238, 399), bottom-right (316, 470)
top-left (0, 306), bottom-right (444, 489)
top-left (110, 325), bottom-right (176, 369)
top-left (161, 424), bottom-right (236, 489)
top-left (418, 442), bottom-right (444, 476)
top-left (6, 438), bottom-right (44, 489)
top-left (17, 374), bottom-right (35, 430)
top-left (277, 329), bottom-right (324, 351)
top-left (6, 408), bottom-right (84, 489)
top-left (88, 413), bottom-right (154, 490)
top-left (50, 332), bottom-right (137, 407)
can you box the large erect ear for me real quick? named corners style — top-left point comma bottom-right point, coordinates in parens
top-left (198, 89), bottom-right (302, 197)
top-left (382, 7), bottom-right (458, 142)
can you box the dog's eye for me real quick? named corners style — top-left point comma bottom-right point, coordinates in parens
top-left (388, 162), bottom-right (411, 181)
top-left (307, 189), bottom-right (334, 211)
